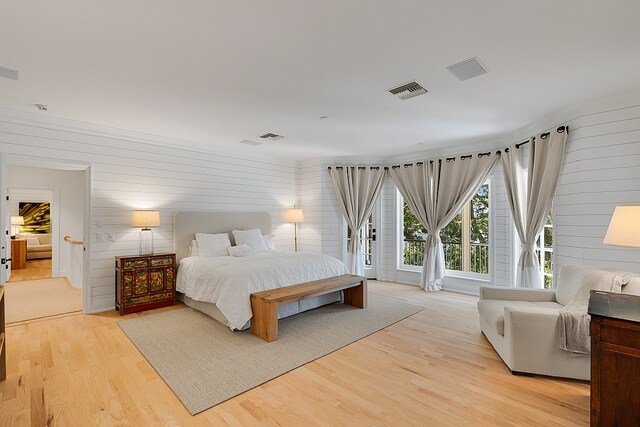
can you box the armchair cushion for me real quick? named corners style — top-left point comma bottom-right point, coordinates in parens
top-left (478, 300), bottom-right (562, 336)
top-left (479, 286), bottom-right (556, 302)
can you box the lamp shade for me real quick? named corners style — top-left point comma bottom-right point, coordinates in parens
top-left (11, 216), bottom-right (24, 226)
top-left (131, 210), bottom-right (160, 228)
top-left (285, 208), bottom-right (305, 223)
top-left (603, 205), bottom-right (640, 248)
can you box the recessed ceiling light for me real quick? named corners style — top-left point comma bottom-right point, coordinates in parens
top-left (0, 66), bottom-right (19, 81)
top-left (319, 116), bottom-right (329, 120)
top-left (447, 57), bottom-right (488, 81)
top-left (35, 104), bottom-right (48, 111)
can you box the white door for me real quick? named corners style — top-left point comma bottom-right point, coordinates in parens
top-left (0, 154), bottom-right (7, 285)
top-left (361, 212), bottom-right (377, 279)
top-left (346, 201), bottom-right (380, 279)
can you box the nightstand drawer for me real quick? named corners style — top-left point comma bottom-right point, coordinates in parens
top-left (150, 256), bottom-right (174, 267)
top-left (123, 259), bottom-right (149, 270)
top-left (123, 291), bottom-right (174, 308)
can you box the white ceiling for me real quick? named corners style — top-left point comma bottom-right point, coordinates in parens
top-left (1, 0), bottom-right (640, 160)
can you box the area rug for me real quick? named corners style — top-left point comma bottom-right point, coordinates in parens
top-left (5, 277), bottom-right (82, 323)
top-left (119, 296), bottom-right (422, 414)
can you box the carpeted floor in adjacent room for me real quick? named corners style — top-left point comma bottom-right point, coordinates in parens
top-left (5, 277), bottom-right (82, 323)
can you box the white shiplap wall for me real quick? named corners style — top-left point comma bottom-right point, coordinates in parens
top-left (554, 103), bottom-right (640, 272)
top-left (490, 163), bottom-right (512, 287)
top-left (0, 114), bottom-right (297, 313)
top-left (297, 158), bottom-right (343, 259)
top-left (376, 176), bottom-right (397, 282)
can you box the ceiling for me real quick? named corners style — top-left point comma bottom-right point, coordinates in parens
top-left (1, 1), bottom-right (640, 160)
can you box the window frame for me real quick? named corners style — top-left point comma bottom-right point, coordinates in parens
top-left (396, 178), bottom-right (493, 282)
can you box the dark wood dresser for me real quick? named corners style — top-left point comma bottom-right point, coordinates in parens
top-left (588, 291), bottom-right (640, 426)
top-left (115, 253), bottom-right (176, 315)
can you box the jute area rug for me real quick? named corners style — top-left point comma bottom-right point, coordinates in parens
top-left (119, 296), bottom-right (422, 414)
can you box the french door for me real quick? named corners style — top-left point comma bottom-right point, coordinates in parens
top-left (361, 213), bottom-right (377, 279)
top-left (346, 202), bottom-right (379, 279)
top-left (0, 154), bottom-right (6, 285)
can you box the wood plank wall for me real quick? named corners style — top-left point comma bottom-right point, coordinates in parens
top-left (0, 118), bottom-right (297, 312)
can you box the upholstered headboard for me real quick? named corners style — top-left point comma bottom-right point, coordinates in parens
top-left (173, 211), bottom-right (272, 263)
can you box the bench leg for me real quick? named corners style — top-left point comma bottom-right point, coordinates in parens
top-left (250, 299), bottom-right (279, 342)
top-left (343, 278), bottom-right (368, 309)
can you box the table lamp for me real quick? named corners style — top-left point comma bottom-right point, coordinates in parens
top-left (603, 205), bottom-right (640, 248)
top-left (132, 210), bottom-right (160, 255)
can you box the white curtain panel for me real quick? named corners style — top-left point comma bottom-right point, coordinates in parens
top-left (389, 155), bottom-right (497, 291)
top-left (501, 127), bottom-right (567, 288)
top-left (328, 166), bottom-right (385, 275)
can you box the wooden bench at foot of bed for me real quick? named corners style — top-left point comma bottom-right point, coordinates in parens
top-left (250, 274), bottom-right (367, 342)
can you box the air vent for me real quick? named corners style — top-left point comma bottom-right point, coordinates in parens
top-left (238, 139), bottom-right (262, 146)
top-left (388, 81), bottom-right (427, 100)
top-left (0, 66), bottom-right (19, 81)
top-left (259, 133), bottom-right (284, 141)
top-left (447, 57), bottom-right (488, 81)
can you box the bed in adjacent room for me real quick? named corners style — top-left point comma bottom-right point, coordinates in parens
top-left (174, 211), bottom-right (351, 330)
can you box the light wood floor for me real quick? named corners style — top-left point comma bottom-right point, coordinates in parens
top-left (0, 281), bottom-right (589, 426)
top-left (8, 259), bottom-right (52, 282)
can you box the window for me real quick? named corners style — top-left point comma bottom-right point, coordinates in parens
top-left (512, 208), bottom-right (554, 288)
top-left (401, 182), bottom-right (490, 275)
top-left (538, 210), bottom-right (553, 288)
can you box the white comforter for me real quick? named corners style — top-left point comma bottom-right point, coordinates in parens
top-left (176, 250), bottom-right (350, 330)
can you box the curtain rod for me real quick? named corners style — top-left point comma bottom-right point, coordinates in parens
top-left (507, 125), bottom-right (568, 152)
top-left (330, 125), bottom-right (569, 170)
top-left (327, 166), bottom-right (382, 170)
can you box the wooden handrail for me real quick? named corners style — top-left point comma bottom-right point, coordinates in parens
top-left (64, 236), bottom-right (83, 245)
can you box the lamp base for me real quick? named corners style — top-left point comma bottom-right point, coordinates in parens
top-left (139, 228), bottom-right (154, 255)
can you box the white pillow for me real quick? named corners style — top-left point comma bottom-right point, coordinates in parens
top-left (26, 237), bottom-right (40, 247)
top-left (195, 233), bottom-right (231, 257)
top-left (188, 240), bottom-right (199, 257)
top-left (232, 229), bottom-right (268, 252)
top-left (262, 234), bottom-right (276, 250)
top-left (228, 244), bottom-right (252, 257)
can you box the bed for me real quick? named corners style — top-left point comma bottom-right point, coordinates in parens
top-left (174, 211), bottom-right (350, 330)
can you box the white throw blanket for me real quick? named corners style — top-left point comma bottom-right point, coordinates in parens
top-left (177, 250), bottom-right (350, 330)
top-left (558, 270), bottom-right (628, 355)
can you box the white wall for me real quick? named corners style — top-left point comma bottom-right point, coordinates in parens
top-left (0, 112), bottom-right (298, 313)
top-left (297, 158), bottom-right (344, 259)
top-left (553, 103), bottom-right (640, 272)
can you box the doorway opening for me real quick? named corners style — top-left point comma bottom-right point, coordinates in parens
top-left (3, 162), bottom-right (90, 323)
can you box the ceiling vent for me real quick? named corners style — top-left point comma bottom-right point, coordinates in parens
top-left (388, 81), bottom-right (427, 100)
top-left (0, 66), bottom-right (19, 81)
top-left (447, 57), bottom-right (488, 81)
top-left (238, 139), bottom-right (262, 146)
top-left (259, 133), bottom-right (284, 141)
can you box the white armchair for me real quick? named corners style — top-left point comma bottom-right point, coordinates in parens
top-left (478, 265), bottom-right (640, 380)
